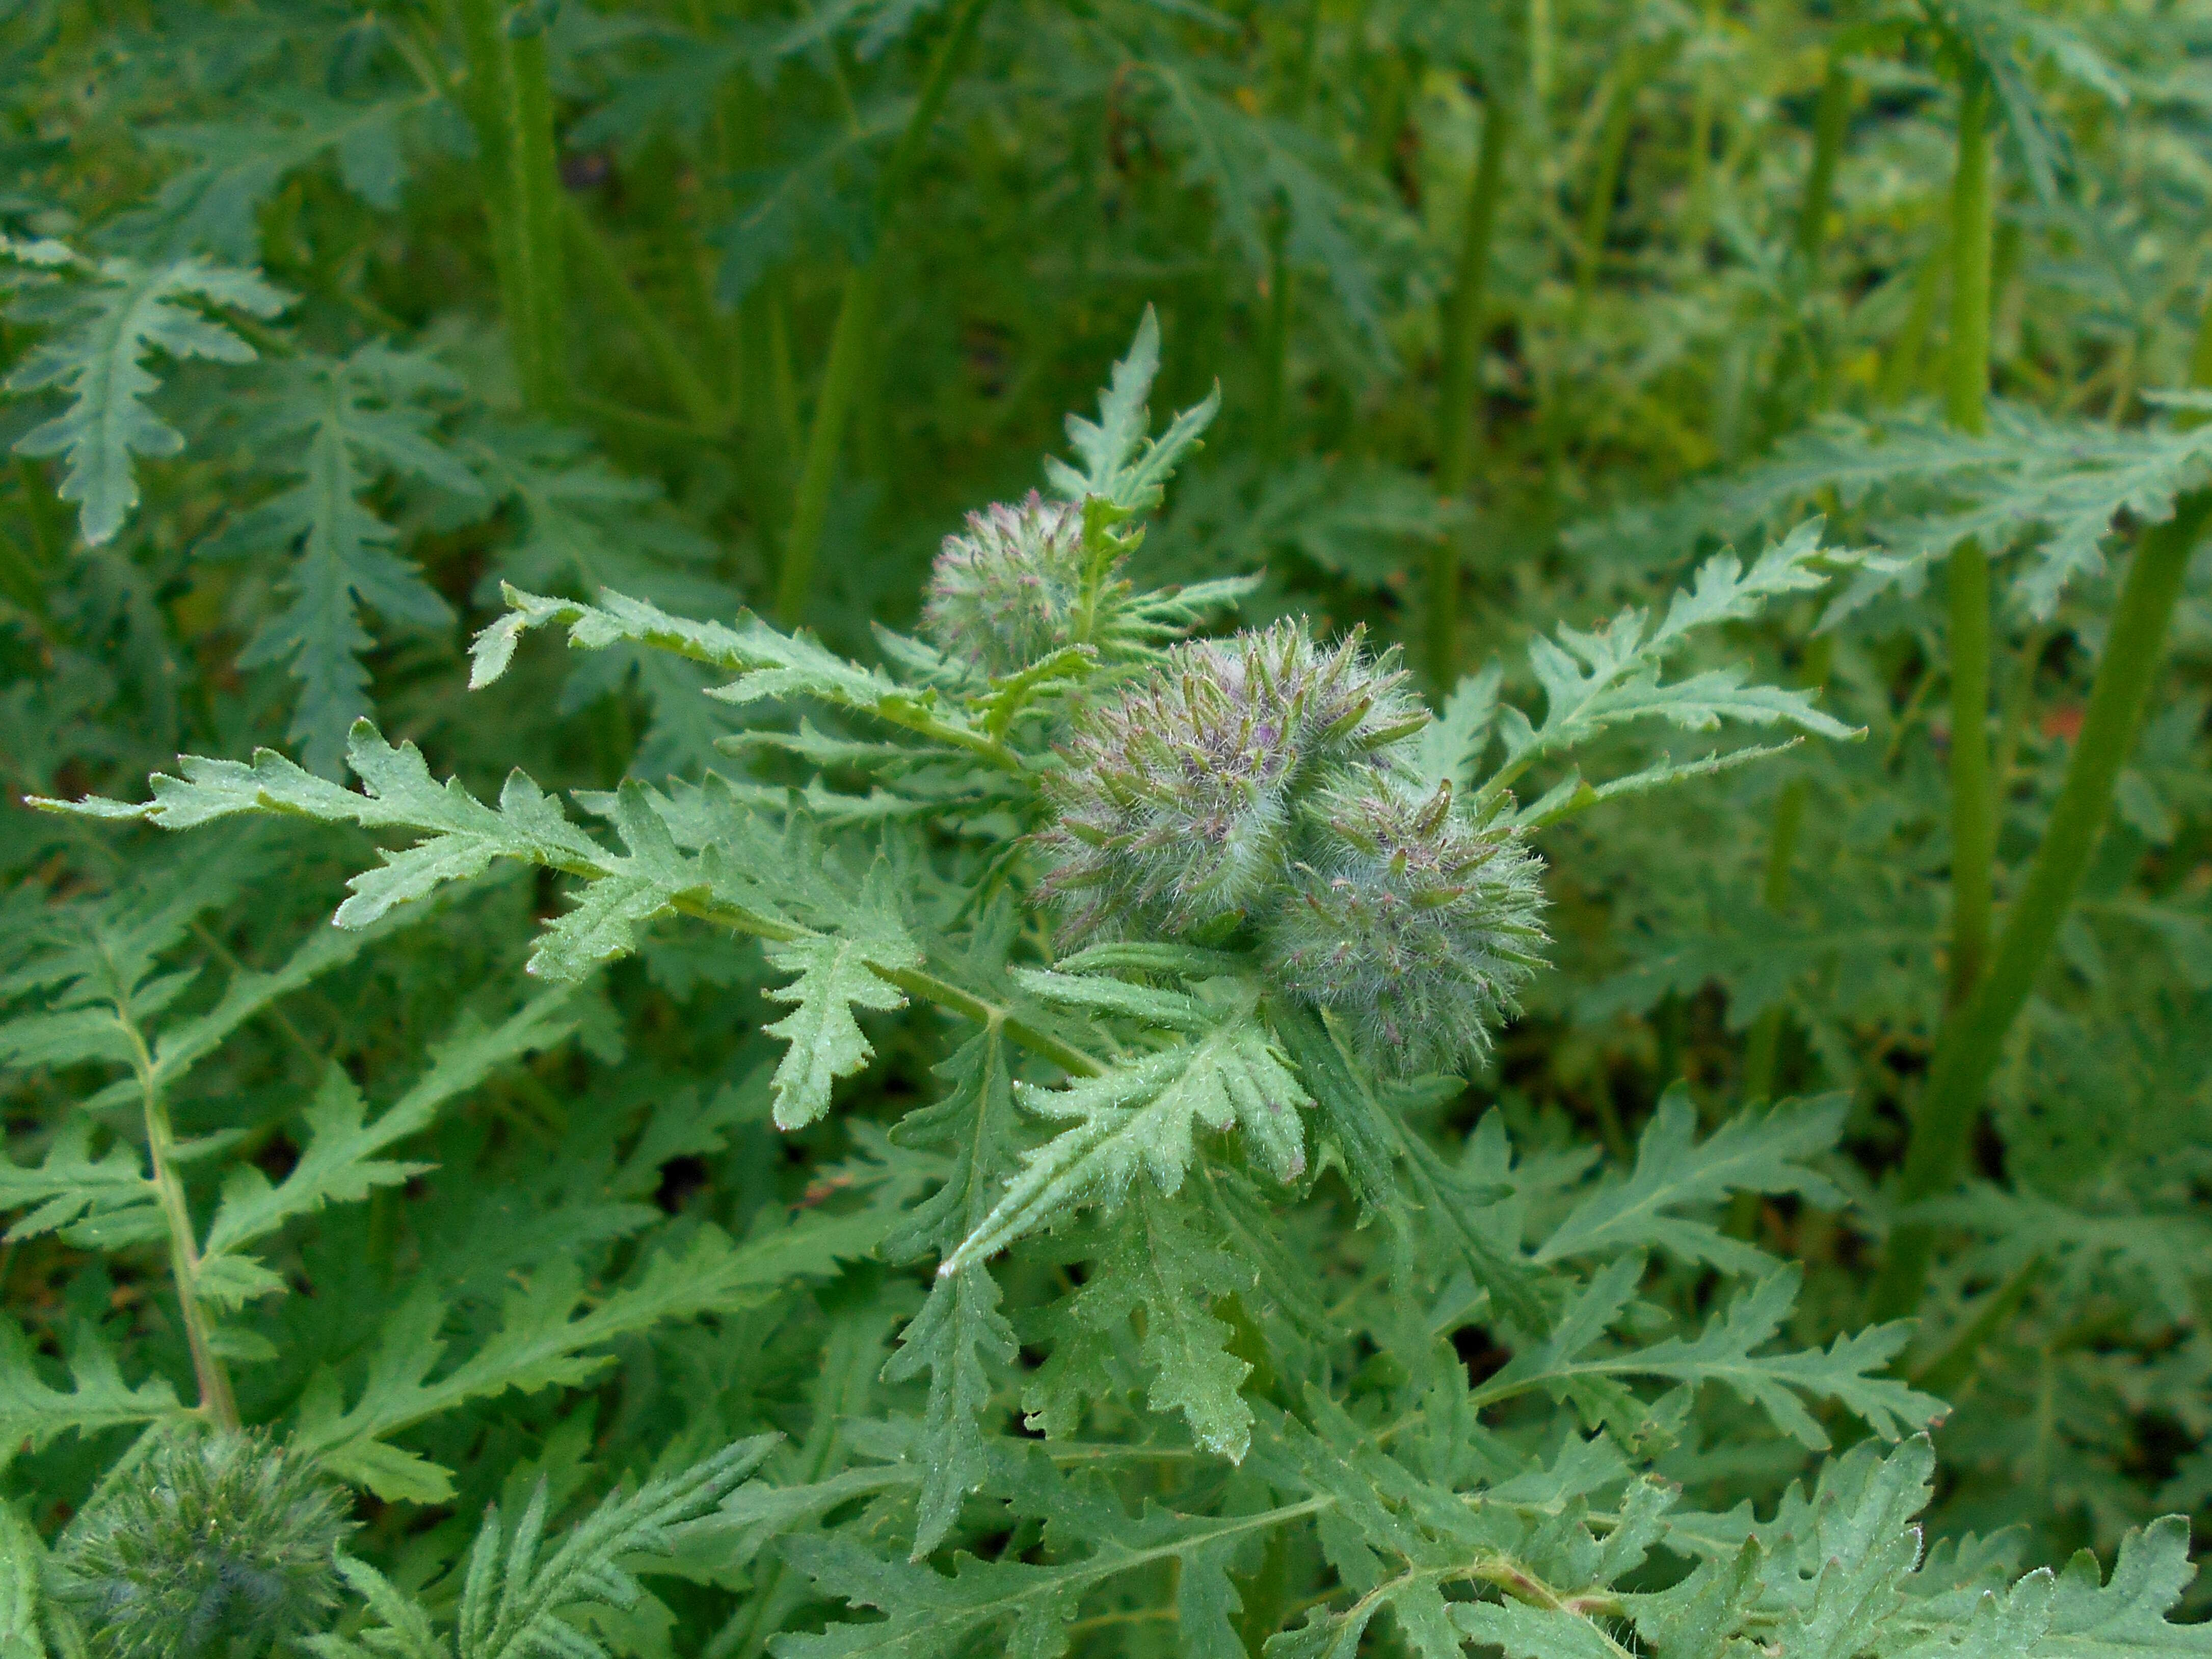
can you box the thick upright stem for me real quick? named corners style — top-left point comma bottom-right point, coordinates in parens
top-left (1870, 489), bottom-right (2212, 1319)
top-left (2191, 279), bottom-right (2212, 390)
top-left (459, 0), bottom-right (569, 414)
top-left (1428, 90), bottom-right (1516, 691)
top-left (510, 24), bottom-right (567, 410)
top-left (125, 1020), bottom-right (239, 1430)
top-left (1943, 75), bottom-right (1994, 433)
top-left (1795, 55), bottom-right (1852, 264)
top-left (1869, 249), bottom-right (2212, 1320)
top-left (777, 0), bottom-right (990, 622)
top-left (1941, 72), bottom-right (1994, 1009)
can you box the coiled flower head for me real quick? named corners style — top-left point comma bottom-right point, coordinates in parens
top-left (1263, 775), bottom-right (1548, 1074)
top-left (55, 1430), bottom-right (354, 1659)
top-left (1036, 620), bottom-right (1427, 940)
top-left (921, 491), bottom-right (1091, 675)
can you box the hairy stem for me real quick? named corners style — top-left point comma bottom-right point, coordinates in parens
top-left (563, 199), bottom-right (725, 431)
top-left (1795, 53), bottom-right (1852, 263)
top-left (654, 888), bottom-right (1097, 1076)
top-left (123, 1012), bottom-right (239, 1431)
top-left (1428, 88), bottom-right (1516, 691)
top-left (459, 0), bottom-right (569, 414)
top-left (1941, 71), bottom-right (1994, 1009)
top-left (1869, 487), bottom-right (2212, 1319)
top-left (777, 0), bottom-right (991, 622)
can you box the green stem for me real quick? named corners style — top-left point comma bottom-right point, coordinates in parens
top-left (1685, 0), bottom-right (1721, 240)
top-left (1256, 0), bottom-right (1322, 464)
top-left (0, 524), bottom-right (51, 629)
top-left (1257, 216), bottom-right (1293, 462)
top-left (1529, 0), bottom-right (1553, 115)
top-left (1870, 488), bottom-right (2212, 1320)
top-left (1941, 71), bottom-right (1995, 1010)
top-left (1573, 49), bottom-right (1645, 315)
top-left (1795, 53), bottom-right (1852, 264)
top-left (1944, 539), bottom-right (1994, 1006)
top-left (777, 0), bottom-right (990, 623)
top-left (563, 200), bottom-right (725, 431)
top-left (1878, 227), bottom-right (1950, 406)
top-left (123, 1014), bottom-right (239, 1431)
top-left (778, 264), bottom-right (880, 622)
top-left (510, 23), bottom-right (567, 410)
top-left (459, 0), bottom-right (568, 413)
top-left (1911, 1254), bottom-right (2042, 1395)
top-left (722, 65), bottom-right (798, 543)
top-left (877, 965), bottom-right (1104, 1079)
top-left (2191, 279), bottom-right (2212, 392)
top-left (1943, 75), bottom-right (1994, 434)
top-left (1739, 777), bottom-right (1806, 1103)
top-left (1428, 89), bottom-right (1516, 691)
top-left (1740, 633), bottom-right (1830, 1165)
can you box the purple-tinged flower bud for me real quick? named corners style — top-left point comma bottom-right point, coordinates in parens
top-left (1036, 620), bottom-right (1426, 941)
top-left (921, 492), bottom-right (1091, 675)
top-left (1262, 776), bottom-right (1548, 1075)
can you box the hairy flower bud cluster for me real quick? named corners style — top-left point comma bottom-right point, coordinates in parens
top-left (920, 491), bottom-right (1091, 675)
top-left (1264, 775), bottom-right (1547, 1074)
top-left (1036, 621), bottom-right (1428, 940)
top-left (1036, 619), bottom-right (1547, 1072)
top-left (55, 1431), bottom-right (353, 1659)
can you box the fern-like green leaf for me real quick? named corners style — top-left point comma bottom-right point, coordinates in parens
top-left (942, 987), bottom-right (1309, 1273)
top-left (217, 345), bottom-right (482, 775)
top-left (197, 991), bottom-right (578, 1299)
top-left (1478, 521), bottom-right (1857, 813)
top-left (4, 245), bottom-right (288, 545)
top-left (293, 1206), bottom-right (895, 1500)
top-left (0, 1319), bottom-right (185, 1458)
top-left (1477, 1259), bottom-right (1944, 1448)
top-left (1041, 305), bottom-right (1220, 515)
top-left (762, 863), bottom-right (920, 1130)
top-left (316, 1440), bottom-right (772, 1659)
top-left (1534, 1087), bottom-right (1848, 1274)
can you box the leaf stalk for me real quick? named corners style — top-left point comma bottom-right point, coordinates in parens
top-left (122, 1009), bottom-right (240, 1431)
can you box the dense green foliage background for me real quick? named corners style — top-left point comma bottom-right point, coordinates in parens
top-left (3, 0), bottom-right (2211, 1652)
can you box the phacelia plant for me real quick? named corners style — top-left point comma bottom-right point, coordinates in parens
top-left (11, 282), bottom-right (2210, 1659)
